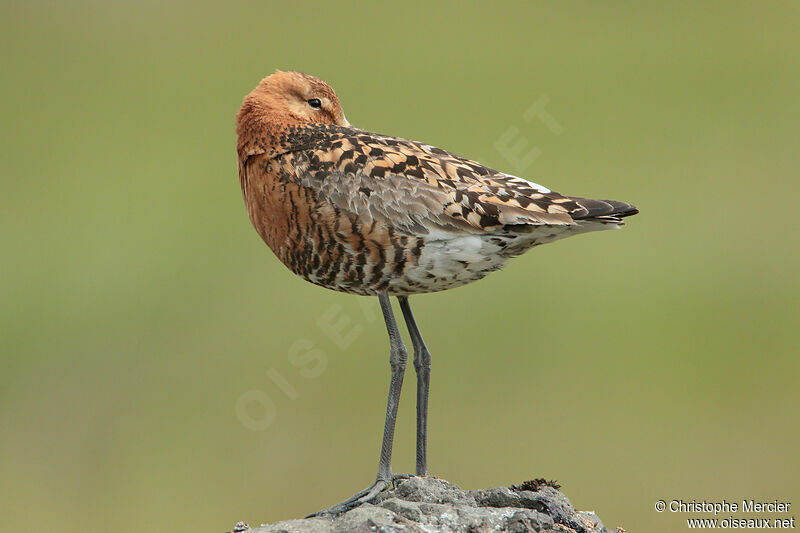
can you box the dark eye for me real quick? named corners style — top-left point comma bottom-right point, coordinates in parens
top-left (307, 98), bottom-right (322, 109)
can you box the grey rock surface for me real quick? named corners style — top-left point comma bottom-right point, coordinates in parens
top-left (239, 477), bottom-right (623, 533)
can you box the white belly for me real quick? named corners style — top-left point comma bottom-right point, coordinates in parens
top-left (387, 221), bottom-right (618, 295)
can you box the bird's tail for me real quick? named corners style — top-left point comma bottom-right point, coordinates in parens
top-left (566, 197), bottom-right (639, 225)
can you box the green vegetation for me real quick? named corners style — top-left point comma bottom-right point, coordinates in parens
top-left (1, 2), bottom-right (798, 531)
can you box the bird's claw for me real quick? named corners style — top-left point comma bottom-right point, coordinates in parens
top-left (305, 475), bottom-right (414, 518)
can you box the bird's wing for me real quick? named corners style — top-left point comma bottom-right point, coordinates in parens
top-left (274, 126), bottom-right (633, 237)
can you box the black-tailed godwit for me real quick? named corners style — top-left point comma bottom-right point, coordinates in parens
top-left (236, 71), bottom-right (638, 516)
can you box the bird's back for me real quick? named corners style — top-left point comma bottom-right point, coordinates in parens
top-left (239, 123), bottom-right (637, 295)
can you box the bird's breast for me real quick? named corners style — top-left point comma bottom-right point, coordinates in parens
top-left (238, 153), bottom-right (544, 296)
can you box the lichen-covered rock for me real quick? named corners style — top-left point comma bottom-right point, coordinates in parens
top-left (239, 477), bottom-right (622, 533)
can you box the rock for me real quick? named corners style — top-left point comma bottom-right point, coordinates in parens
top-left (241, 477), bottom-right (623, 533)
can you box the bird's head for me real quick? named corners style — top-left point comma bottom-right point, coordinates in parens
top-left (237, 70), bottom-right (350, 133)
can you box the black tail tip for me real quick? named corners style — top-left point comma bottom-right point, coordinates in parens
top-left (570, 197), bottom-right (639, 223)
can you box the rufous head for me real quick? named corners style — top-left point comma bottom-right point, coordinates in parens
top-left (238, 70), bottom-right (350, 132)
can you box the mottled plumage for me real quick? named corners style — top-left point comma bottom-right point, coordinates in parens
top-left (237, 73), bottom-right (637, 296)
top-left (235, 71), bottom-right (638, 516)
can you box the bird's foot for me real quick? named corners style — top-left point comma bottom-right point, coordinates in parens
top-left (305, 474), bottom-right (413, 518)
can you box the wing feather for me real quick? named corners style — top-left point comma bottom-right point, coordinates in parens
top-left (273, 125), bottom-right (634, 236)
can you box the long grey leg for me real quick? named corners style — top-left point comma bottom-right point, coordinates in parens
top-left (306, 292), bottom-right (408, 517)
top-left (375, 292), bottom-right (409, 480)
top-left (398, 296), bottom-right (431, 476)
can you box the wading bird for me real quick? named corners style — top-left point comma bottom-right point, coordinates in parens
top-left (235, 71), bottom-right (638, 516)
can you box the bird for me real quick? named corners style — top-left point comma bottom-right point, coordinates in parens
top-left (235, 70), bottom-right (638, 516)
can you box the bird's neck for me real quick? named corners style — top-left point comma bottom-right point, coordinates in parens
top-left (236, 102), bottom-right (294, 161)
top-left (237, 106), bottom-right (351, 163)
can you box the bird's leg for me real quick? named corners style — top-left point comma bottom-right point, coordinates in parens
top-left (398, 296), bottom-right (431, 477)
top-left (306, 292), bottom-right (408, 517)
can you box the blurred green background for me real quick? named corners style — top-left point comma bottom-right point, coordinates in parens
top-left (2, 1), bottom-right (798, 531)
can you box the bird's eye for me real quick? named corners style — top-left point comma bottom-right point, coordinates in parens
top-left (307, 98), bottom-right (322, 109)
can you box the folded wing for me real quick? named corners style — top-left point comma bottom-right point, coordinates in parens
top-left (278, 126), bottom-right (637, 237)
